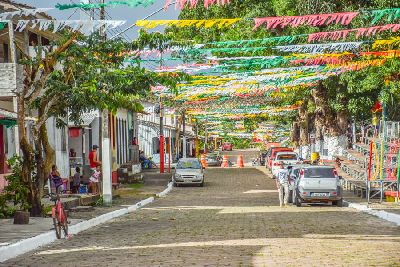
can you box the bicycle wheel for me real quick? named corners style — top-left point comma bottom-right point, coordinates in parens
top-left (52, 214), bottom-right (62, 239)
top-left (61, 209), bottom-right (69, 237)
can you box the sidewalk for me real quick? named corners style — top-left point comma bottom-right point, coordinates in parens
top-left (343, 190), bottom-right (400, 215)
top-left (0, 172), bottom-right (172, 262)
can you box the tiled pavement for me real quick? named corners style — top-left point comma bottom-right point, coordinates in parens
top-left (2, 168), bottom-right (400, 266)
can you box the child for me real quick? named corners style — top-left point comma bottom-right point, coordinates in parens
top-left (72, 167), bottom-right (81, 194)
top-left (50, 165), bottom-right (64, 194)
top-left (89, 165), bottom-right (101, 194)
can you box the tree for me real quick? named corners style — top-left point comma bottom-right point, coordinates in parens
top-left (16, 32), bottom-right (185, 216)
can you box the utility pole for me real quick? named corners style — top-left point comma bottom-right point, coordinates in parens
top-left (159, 99), bottom-right (165, 173)
top-left (204, 123), bottom-right (208, 154)
top-left (195, 119), bottom-right (199, 157)
top-left (159, 51), bottom-right (165, 173)
top-left (95, 0), bottom-right (112, 205)
top-left (182, 111), bottom-right (186, 158)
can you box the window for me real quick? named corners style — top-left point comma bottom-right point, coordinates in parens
top-left (276, 154), bottom-right (297, 160)
top-left (304, 168), bottom-right (335, 178)
top-left (41, 37), bottom-right (50, 46)
top-left (29, 32), bottom-right (38, 46)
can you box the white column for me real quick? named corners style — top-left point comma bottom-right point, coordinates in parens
top-left (12, 97), bottom-right (20, 155)
top-left (101, 110), bottom-right (112, 206)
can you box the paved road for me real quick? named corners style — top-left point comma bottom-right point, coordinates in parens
top-left (3, 167), bottom-right (400, 266)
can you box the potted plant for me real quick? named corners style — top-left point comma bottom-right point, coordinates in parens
top-left (3, 156), bottom-right (31, 224)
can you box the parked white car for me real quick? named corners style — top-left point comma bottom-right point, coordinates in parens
top-left (173, 158), bottom-right (204, 187)
top-left (293, 166), bottom-right (343, 207)
top-left (271, 152), bottom-right (299, 178)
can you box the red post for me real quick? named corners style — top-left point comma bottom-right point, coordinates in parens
top-left (367, 141), bottom-right (373, 181)
top-left (167, 137), bottom-right (171, 173)
top-left (160, 135), bottom-right (164, 173)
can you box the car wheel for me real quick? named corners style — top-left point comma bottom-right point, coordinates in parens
top-left (292, 191), bottom-right (297, 206)
top-left (173, 182), bottom-right (179, 187)
top-left (295, 194), bottom-right (302, 207)
top-left (335, 199), bottom-right (343, 207)
top-left (200, 182), bottom-right (204, 187)
top-left (288, 190), bottom-right (293, 203)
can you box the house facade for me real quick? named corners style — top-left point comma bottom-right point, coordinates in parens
top-left (68, 109), bottom-right (140, 182)
top-left (138, 101), bottom-right (196, 161)
top-left (0, 1), bottom-right (70, 190)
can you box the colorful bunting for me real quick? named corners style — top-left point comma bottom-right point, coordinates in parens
top-left (254, 12), bottom-right (358, 29)
top-left (373, 37), bottom-right (400, 49)
top-left (135, 19), bottom-right (240, 29)
top-left (15, 20), bottom-right (126, 35)
top-left (368, 8), bottom-right (400, 24)
top-left (164, 0), bottom-right (231, 10)
top-left (274, 42), bottom-right (364, 53)
top-left (208, 35), bottom-right (307, 48)
top-left (0, 8), bottom-right (54, 20)
top-left (55, 1), bottom-right (155, 10)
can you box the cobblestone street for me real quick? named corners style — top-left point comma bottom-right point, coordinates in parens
top-left (3, 167), bottom-right (400, 267)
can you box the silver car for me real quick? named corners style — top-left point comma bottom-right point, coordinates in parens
top-left (293, 166), bottom-right (343, 207)
top-left (173, 158), bottom-right (204, 187)
top-left (206, 155), bottom-right (221, 167)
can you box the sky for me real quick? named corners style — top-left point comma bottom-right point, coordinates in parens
top-left (16, 0), bottom-right (180, 40)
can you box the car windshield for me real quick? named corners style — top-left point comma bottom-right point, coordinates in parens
top-left (277, 154), bottom-right (297, 160)
top-left (176, 160), bottom-right (202, 169)
top-left (304, 168), bottom-right (335, 178)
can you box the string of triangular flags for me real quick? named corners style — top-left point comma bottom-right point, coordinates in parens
top-left (136, 19), bottom-right (240, 29)
top-left (134, 8), bottom-right (400, 29)
top-left (164, 0), bottom-right (231, 10)
top-left (55, 0), bottom-right (155, 10)
top-left (55, 0), bottom-right (229, 10)
top-left (15, 20), bottom-right (126, 35)
top-left (0, 8), bottom-right (54, 20)
top-left (205, 22), bottom-right (400, 48)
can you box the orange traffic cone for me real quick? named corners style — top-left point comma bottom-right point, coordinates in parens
top-left (201, 154), bottom-right (208, 168)
top-left (221, 155), bottom-right (229, 168)
top-left (237, 155), bottom-right (244, 168)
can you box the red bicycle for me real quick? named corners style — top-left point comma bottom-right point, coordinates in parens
top-left (48, 192), bottom-right (69, 239)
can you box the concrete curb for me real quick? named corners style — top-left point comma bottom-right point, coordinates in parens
top-left (0, 183), bottom-right (173, 263)
top-left (345, 201), bottom-right (400, 226)
top-left (156, 182), bottom-right (173, 198)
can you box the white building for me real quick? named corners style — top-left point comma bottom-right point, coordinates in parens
top-left (138, 101), bottom-right (196, 160)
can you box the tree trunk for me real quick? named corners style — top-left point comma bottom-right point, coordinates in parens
top-left (39, 124), bottom-right (55, 198)
top-left (336, 110), bottom-right (348, 136)
top-left (291, 121), bottom-right (299, 147)
top-left (17, 94), bottom-right (38, 215)
top-left (311, 82), bottom-right (339, 139)
top-left (299, 100), bottom-right (309, 146)
top-left (29, 104), bottom-right (56, 217)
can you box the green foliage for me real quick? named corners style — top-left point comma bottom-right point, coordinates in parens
top-left (23, 32), bottom-right (190, 127)
top-left (95, 195), bottom-right (104, 207)
top-left (0, 156), bottom-right (30, 218)
top-left (222, 137), bottom-right (253, 149)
